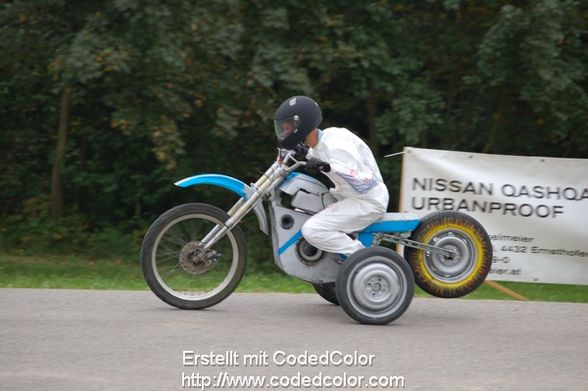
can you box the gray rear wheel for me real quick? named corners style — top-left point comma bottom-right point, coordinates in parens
top-left (336, 247), bottom-right (414, 325)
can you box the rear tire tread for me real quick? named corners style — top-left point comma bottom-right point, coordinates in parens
top-left (404, 211), bottom-right (491, 298)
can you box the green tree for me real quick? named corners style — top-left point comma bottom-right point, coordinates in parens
top-left (474, 0), bottom-right (588, 156)
top-left (1, 0), bottom-right (586, 257)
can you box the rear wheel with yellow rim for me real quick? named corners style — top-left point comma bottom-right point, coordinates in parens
top-left (404, 211), bottom-right (492, 298)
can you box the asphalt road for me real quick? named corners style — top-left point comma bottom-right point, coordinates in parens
top-left (0, 288), bottom-right (586, 391)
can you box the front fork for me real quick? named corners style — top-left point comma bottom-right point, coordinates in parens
top-left (200, 161), bottom-right (288, 250)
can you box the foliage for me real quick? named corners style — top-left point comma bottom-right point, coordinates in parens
top-left (0, 0), bottom-right (586, 263)
top-left (472, 0), bottom-right (588, 155)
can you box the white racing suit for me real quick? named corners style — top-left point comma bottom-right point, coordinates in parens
top-left (301, 127), bottom-right (389, 256)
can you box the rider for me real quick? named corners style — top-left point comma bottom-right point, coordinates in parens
top-left (273, 96), bottom-right (389, 257)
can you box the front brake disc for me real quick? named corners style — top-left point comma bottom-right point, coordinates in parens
top-left (179, 241), bottom-right (220, 275)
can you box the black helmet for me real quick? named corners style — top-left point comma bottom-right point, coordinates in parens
top-left (273, 96), bottom-right (322, 149)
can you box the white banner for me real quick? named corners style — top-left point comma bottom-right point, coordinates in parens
top-left (399, 147), bottom-right (588, 285)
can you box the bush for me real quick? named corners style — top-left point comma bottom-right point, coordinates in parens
top-left (0, 196), bottom-right (140, 259)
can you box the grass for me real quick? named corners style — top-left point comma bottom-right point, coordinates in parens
top-left (1, 253), bottom-right (587, 302)
top-left (0, 253), bottom-right (315, 292)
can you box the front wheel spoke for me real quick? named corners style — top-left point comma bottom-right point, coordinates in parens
top-left (161, 234), bottom-right (190, 247)
top-left (157, 249), bottom-right (181, 258)
top-left (187, 220), bottom-right (205, 241)
top-left (156, 255), bottom-right (181, 266)
top-left (162, 262), bottom-right (183, 278)
top-left (178, 222), bottom-right (195, 243)
top-left (156, 247), bottom-right (182, 261)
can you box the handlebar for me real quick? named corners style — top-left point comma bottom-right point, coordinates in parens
top-left (278, 148), bottom-right (331, 173)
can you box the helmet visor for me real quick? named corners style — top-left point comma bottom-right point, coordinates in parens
top-left (273, 115), bottom-right (301, 146)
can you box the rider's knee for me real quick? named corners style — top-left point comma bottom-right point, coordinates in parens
top-left (301, 220), bottom-right (313, 239)
top-left (301, 219), bottom-right (321, 239)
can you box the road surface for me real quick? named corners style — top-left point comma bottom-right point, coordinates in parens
top-left (0, 288), bottom-right (586, 390)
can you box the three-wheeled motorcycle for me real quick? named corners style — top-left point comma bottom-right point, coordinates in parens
top-left (140, 149), bottom-right (492, 324)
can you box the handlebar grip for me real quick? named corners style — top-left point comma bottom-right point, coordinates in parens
top-left (304, 158), bottom-right (331, 173)
top-left (317, 161), bottom-right (331, 172)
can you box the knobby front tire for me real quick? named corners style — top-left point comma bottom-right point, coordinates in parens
top-left (140, 203), bottom-right (247, 309)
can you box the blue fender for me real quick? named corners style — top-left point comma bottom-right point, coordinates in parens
top-left (174, 174), bottom-right (269, 235)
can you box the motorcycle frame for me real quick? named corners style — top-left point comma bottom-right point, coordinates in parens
top-left (175, 149), bottom-right (455, 283)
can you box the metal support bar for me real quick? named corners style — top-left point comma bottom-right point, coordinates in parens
top-left (202, 162), bottom-right (289, 250)
top-left (377, 234), bottom-right (456, 259)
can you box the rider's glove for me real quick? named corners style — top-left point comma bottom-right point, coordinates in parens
top-left (293, 143), bottom-right (309, 160)
top-left (306, 158), bottom-right (331, 174)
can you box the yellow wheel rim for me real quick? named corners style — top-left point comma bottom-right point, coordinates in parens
top-left (416, 222), bottom-right (485, 289)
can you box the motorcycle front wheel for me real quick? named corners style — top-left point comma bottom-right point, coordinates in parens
top-left (140, 203), bottom-right (247, 309)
